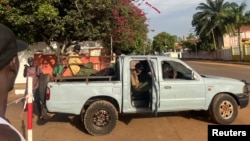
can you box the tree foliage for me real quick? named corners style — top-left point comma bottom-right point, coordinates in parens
top-left (111, 0), bottom-right (148, 54)
top-left (192, 0), bottom-right (250, 54)
top-left (183, 33), bottom-right (215, 52)
top-left (152, 32), bottom-right (176, 53)
top-left (226, 2), bottom-right (250, 60)
top-left (192, 0), bottom-right (232, 50)
top-left (0, 0), bottom-right (148, 54)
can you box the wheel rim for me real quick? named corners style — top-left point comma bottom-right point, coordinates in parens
top-left (219, 100), bottom-right (234, 119)
top-left (92, 109), bottom-right (111, 128)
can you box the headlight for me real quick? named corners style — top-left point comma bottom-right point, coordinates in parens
top-left (241, 80), bottom-right (249, 93)
top-left (243, 85), bottom-right (248, 93)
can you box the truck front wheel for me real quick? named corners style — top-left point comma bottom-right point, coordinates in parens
top-left (209, 94), bottom-right (238, 124)
top-left (83, 100), bottom-right (118, 136)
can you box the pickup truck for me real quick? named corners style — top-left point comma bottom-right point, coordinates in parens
top-left (39, 55), bottom-right (249, 136)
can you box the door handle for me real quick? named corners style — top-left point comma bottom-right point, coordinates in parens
top-left (164, 86), bottom-right (171, 89)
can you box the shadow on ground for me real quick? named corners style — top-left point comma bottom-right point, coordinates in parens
top-left (119, 110), bottom-right (213, 125)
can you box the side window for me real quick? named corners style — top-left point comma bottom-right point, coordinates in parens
top-left (162, 61), bottom-right (176, 79)
top-left (161, 61), bottom-right (193, 80)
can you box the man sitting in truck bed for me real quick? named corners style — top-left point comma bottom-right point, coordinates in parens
top-left (68, 45), bottom-right (97, 76)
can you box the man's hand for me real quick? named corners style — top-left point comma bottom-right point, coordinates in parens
top-left (23, 65), bottom-right (28, 77)
top-left (132, 86), bottom-right (141, 92)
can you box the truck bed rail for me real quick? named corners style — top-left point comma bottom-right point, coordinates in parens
top-left (54, 75), bottom-right (114, 82)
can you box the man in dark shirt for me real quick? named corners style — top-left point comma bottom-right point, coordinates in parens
top-left (0, 23), bottom-right (28, 141)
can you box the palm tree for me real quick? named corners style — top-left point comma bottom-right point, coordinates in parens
top-left (227, 2), bottom-right (250, 61)
top-left (192, 0), bottom-right (232, 56)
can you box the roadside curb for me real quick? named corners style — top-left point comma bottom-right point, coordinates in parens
top-left (181, 59), bottom-right (250, 66)
top-left (14, 83), bottom-right (25, 95)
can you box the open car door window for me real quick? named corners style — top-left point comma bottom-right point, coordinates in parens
top-left (147, 58), bottom-right (160, 116)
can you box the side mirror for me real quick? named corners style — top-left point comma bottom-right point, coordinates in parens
top-left (191, 70), bottom-right (199, 80)
top-left (191, 71), bottom-right (195, 80)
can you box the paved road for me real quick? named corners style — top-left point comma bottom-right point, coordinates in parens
top-left (6, 60), bottom-right (250, 141)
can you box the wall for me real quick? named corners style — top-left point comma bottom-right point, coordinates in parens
top-left (182, 50), bottom-right (216, 60)
top-left (163, 52), bottom-right (182, 58)
top-left (16, 41), bottom-right (108, 84)
top-left (182, 48), bottom-right (233, 61)
top-left (243, 43), bottom-right (250, 61)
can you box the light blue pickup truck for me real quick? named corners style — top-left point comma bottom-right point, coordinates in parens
top-left (39, 55), bottom-right (249, 136)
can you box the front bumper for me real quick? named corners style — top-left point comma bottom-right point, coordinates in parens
top-left (236, 93), bottom-right (249, 108)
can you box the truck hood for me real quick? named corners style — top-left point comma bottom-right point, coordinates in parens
top-left (200, 74), bottom-right (245, 85)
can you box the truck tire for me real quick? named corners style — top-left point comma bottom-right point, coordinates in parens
top-left (209, 94), bottom-right (238, 125)
top-left (39, 74), bottom-right (50, 104)
top-left (83, 100), bottom-right (118, 136)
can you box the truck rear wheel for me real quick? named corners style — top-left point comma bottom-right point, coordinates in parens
top-left (209, 94), bottom-right (238, 124)
top-left (83, 100), bottom-right (118, 136)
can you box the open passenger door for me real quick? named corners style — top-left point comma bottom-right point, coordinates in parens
top-left (147, 58), bottom-right (160, 116)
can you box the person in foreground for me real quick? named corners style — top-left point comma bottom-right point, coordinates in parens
top-left (0, 23), bottom-right (28, 141)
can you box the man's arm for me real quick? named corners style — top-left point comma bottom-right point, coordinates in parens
top-left (131, 71), bottom-right (140, 92)
top-left (23, 65), bottom-right (28, 77)
top-left (35, 66), bottom-right (43, 77)
top-left (173, 70), bottom-right (177, 79)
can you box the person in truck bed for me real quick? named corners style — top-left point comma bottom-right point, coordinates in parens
top-left (68, 44), bottom-right (83, 75)
top-left (68, 45), bottom-right (97, 76)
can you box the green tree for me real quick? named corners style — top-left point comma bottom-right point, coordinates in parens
top-left (192, 0), bottom-right (233, 51)
top-left (227, 2), bottom-right (250, 60)
top-left (0, 0), bottom-right (148, 54)
top-left (198, 34), bottom-right (215, 51)
top-left (0, 0), bottom-right (59, 43)
top-left (181, 33), bottom-right (196, 52)
top-left (0, 0), bottom-right (87, 54)
top-left (111, 0), bottom-right (148, 54)
top-left (152, 32), bottom-right (176, 54)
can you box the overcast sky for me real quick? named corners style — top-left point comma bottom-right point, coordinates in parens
top-left (135, 0), bottom-right (250, 39)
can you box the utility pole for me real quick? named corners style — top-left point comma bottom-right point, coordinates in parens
top-left (190, 28), bottom-right (198, 59)
top-left (110, 35), bottom-right (113, 59)
top-left (195, 42), bottom-right (197, 59)
top-left (212, 29), bottom-right (217, 60)
top-left (236, 31), bottom-right (243, 61)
